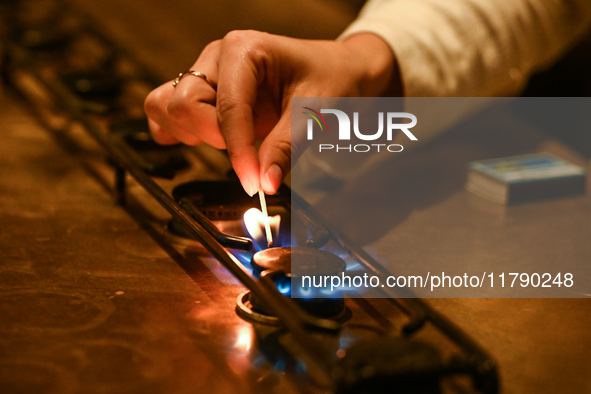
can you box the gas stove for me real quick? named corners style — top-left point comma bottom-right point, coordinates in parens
top-left (1, 0), bottom-right (501, 392)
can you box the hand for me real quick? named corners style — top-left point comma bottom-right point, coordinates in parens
top-left (144, 30), bottom-right (401, 195)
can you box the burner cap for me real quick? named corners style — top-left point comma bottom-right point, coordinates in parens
top-left (251, 247), bottom-right (346, 278)
top-left (248, 247), bottom-right (348, 319)
top-left (335, 337), bottom-right (443, 394)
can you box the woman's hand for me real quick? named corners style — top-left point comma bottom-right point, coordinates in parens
top-left (144, 31), bottom-right (400, 195)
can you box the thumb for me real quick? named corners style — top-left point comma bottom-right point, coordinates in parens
top-left (258, 113), bottom-right (292, 194)
top-left (258, 109), bottom-right (312, 194)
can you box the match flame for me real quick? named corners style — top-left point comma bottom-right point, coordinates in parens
top-left (243, 208), bottom-right (281, 250)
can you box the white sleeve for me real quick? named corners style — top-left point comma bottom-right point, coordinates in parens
top-left (340, 0), bottom-right (591, 97)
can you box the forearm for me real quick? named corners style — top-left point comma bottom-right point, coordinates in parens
top-left (340, 0), bottom-right (591, 97)
top-left (339, 33), bottom-right (403, 97)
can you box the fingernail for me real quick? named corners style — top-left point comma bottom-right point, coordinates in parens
top-left (264, 164), bottom-right (283, 193)
top-left (243, 177), bottom-right (257, 197)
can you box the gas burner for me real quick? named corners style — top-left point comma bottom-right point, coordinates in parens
top-left (11, 25), bottom-right (71, 50)
top-left (109, 118), bottom-right (190, 179)
top-left (335, 337), bottom-right (443, 394)
top-left (172, 181), bottom-right (265, 221)
top-left (166, 181), bottom-right (260, 248)
top-left (238, 247), bottom-right (350, 322)
top-left (58, 70), bottom-right (124, 114)
top-left (167, 181), bottom-right (289, 246)
top-left (9, 5), bottom-right (73, 51)
top-left (110, 118), bottom-right (170, 150)
top-left (167, 180), bottom-right (292, 252)
top-left (62, 70), bottom-right (122, 99)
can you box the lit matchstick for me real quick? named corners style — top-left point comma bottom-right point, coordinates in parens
top-left (258, 190), bottom-right (273, 248)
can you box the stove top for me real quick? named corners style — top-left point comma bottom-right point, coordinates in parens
top-left (2, 1), bottom-right (591, 393)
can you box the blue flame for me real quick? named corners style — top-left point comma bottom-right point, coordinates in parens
top-left (230, 250), bottom-right (254, 275)
top-left (274, 359), bottom-right (286, 372)
top-left (296, 362), bottom-right (307, 373)
top-left (299, 286), bottom-right (313, 298)
top-left (277, 282), bottom-right (291, 295)
top-left (320, 288), bottom-right (337, 296)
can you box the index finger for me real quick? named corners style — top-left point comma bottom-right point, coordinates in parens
top-left (216, 31), bottom-right (269, 197)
